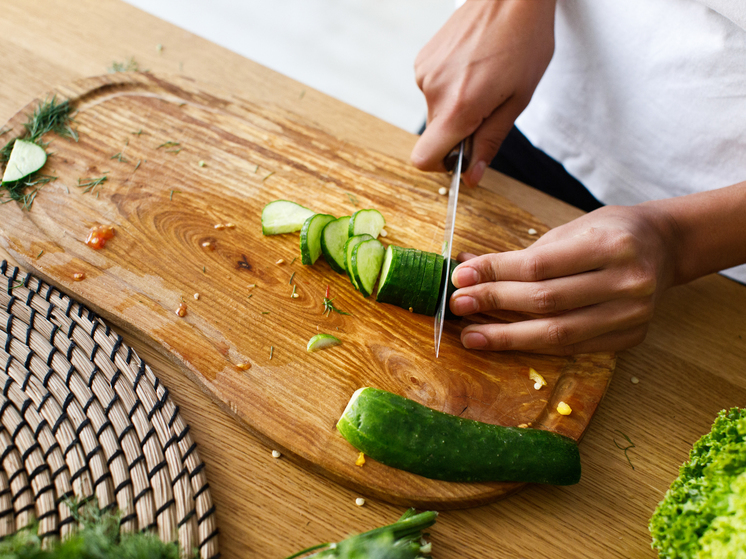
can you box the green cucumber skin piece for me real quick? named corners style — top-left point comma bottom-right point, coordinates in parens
top-left (337, 387), bottom-right (581, 485)
top-left (299, 214), bottom-right (335, 265)
top-left (261, 200), bottom-right (315, 235)
top-left (376, 246), bottom-right (411, 307)
top-left (351, 239), bottom-right (385, 298)
top-left (344, 234), bottom-right (373, 290)
top-left (320, 216), bottom-right (351, 273)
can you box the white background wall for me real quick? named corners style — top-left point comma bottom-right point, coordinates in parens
top-left (122, 0), bottom-right (454, 133)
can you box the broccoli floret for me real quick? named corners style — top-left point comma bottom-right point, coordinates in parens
top-left (650, 407), bottom-right (746, 558)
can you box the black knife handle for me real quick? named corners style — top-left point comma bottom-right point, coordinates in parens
top-left (443, 136), bottom-right (473, 173)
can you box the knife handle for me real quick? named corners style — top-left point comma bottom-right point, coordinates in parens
top-left (443, 136), bottom-right (473, 173)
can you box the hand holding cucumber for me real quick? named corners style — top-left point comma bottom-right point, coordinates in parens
top-left (449, 204), bottom-right (679, 355)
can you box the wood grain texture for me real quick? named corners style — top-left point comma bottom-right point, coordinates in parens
top-left (0, 73), bottom-right (614, 507)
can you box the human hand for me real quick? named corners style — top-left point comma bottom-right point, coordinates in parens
top-left (411, 0), bottom-right (556, 187)
top-left (449, 205), bottom-right (680, 355)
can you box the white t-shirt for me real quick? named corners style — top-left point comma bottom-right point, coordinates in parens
top-left (515, 0), bottom-right (746, 283)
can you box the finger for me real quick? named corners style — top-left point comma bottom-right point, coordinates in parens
top-left (450, 269), bottom-right (655, 316)
top-left (452, 234), bottom-right (615, 288)
top-left (411, 111), bottom-right (472, 172)
top-left (462, 96), bottom-right (524, 187)
top-left (459, 298), bottom-right (654, 352)
top-left (463, 325), bottom-right (648, 356)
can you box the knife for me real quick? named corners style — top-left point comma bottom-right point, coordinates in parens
top-left (434, 137), bottom-right (472, 357)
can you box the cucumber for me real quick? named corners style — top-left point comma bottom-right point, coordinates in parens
top-left (348, 209), bottom-right (386, 238)
top-left (343, 234), bottom-right (373, 291)
top-left (299, 213), bottom-right (335, 265)
top-left (351, 238), bottom-right (385, 298)
top-left (443, 257), bottom-right (459, 320)
top-left (2, 139), bottom-right (47, 183)
top-left (337, 387), bottom-right (581, 485)
top-left (261, 200), bottom-right (315, 235)
top-left (320, 216), bottom-right (351, 273)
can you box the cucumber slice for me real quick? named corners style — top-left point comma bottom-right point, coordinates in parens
top-left (2, 140), bottom-right (47, 183)
top-left (337, 387), bottom-right (581, 485)
top-left (307, 333), bottom-right (341, 352)
top-left (348, 209), bottom-right (386, 238)
top-left (344, 234), bottom-right (373, 290)
top-left (320, 216), bottom-right (351, 273)
top-left (401, 250), bottom-right (426, 311)
top-left (425, 255), bottom-right (445, 317)
top-left (413, 252), bottom-right (437, 315)
top-left (351, 238), bottom-right (385, 298)
top-left (299, 213), bottom-right (335, 265)
top-left (262, 200), bottom-right (316, 235)
top-left (375, 245), bottom-right (403, 304)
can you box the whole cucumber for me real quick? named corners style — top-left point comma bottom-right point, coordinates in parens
top-left (337, 387), bottom-right (581, 485)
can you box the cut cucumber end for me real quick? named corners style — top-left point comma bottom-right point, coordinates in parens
top-left (307, 333), bottom-right (342, 352)
top-left (2, 140), bottom-right (47, 183)
top-left (351, 238), bottom-right (385, 298)
top-left (300, 213), bottom-right (335, 265)
top-left (344, 234), bottom-right (373, 290)
top-left (320, 216), bottom-right (351, 273)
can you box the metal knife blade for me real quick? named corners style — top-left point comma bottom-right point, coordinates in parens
top-left (434, 140), bottom-right (466, 357)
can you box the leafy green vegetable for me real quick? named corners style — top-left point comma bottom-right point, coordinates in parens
top-left (649, 407), bottom-right (746, 558)
top-left (286, 508), bottom-right (436, 559)
top-left (0, 500), bottom-right (184, 559)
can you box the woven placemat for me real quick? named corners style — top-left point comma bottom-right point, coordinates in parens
top-left (0, 261), bottom-right (219, 558)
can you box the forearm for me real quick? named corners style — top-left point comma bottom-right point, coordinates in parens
top-left (645, 181), bottom-right (746, 285)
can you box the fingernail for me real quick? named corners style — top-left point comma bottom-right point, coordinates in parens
top-left (462, 331), bottom-right (487, 349)
top-left (451, 295), bottom-right (477, 315)
top-left (453, 266), bottom-right (478, 288)
top-left (470, 160), bottom-right (487, 185)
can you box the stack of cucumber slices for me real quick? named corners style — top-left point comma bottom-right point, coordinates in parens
top-left (261, 200), bottom-right (457, 316)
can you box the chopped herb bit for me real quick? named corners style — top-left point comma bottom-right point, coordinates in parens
top-left (270, 346), bottom-right (274, 359)
top-left (77, 175), bottom-right (108, 195)
top-left (323, 296), bottom-right (351, 317)
top-left (613, 430), bottom-right (636, 470)
top-left (291, 257), bottom-right (297, 265)
top-left (37, 250), bottom-right (44, 258)
top-left (108, 57), bottom-right (143, 73)
top-left (289, 271), bottom-right (296, 285)
top-left (203, 266), bottom-right (206, 273)
top-left (198, 160), bottom-right (206, 167)
top-left (169, 189), bottom-right (181, 200)
top-left (134, 159), bottom-right (142, 171)
top-left (165, 147), bottom-right (182, 154)
top-left (156, 44), bottom-right (163, 53)
top-left (346, 192), bottom-right (359, 206)
top-left (291, 284), bottom-right (297, 298)
top-left (262, 171), bottom-right (275, 182)
top-left (247, 293), bottom-right (253, 299)
top-left (238, 254), bottom-right (251, 270)
top-left (254, 164), bottom-right (260, 173)
top-left (132, 129), bottom-right (144, 135)
top-left (156, 140), bottom-right (180, 149)
top-left (262, 311), bottom-right (270, 315)
top-left (110, 152), bottom-right (127, 162)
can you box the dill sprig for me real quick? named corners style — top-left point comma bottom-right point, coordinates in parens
top-left (1, 96), bottom-right (75, 210)
top-left (108, 57), bottom-right (144, 73)
top-left (77, 175), bottom-right (108, 194)
top-left (323, 296), bottom-right (351, 317)
top-left (613, 430), bottom-right (636, 470)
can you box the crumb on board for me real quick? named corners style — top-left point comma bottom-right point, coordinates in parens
top-left (529, 367), bottom-right (547, 390)
top-left (438, 186), bottom-right (448, 196)
top-left (193, 293), bottom-right (200, 300)
top-left (72, 272), bottom-right (86, 281)
top-left (355, 452), bottom-right (366, 467)
top-left (271, 450), bottom-right (281, 459)
top-left (236, 362), bottom-right (251, 371)
top-left (557, 401), bottom-right (572, 416)
top-left (631, 376), bottom-right (640, 384)
top-left (379, 229), bottom-right (388, 237)
top-left (276, 258), bottom-right (285, 265)
top-left (528, 228), bottom-right (538, 235)
top-left (355, 497), bottom-right (365, 507)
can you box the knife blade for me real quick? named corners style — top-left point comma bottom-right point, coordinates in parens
top-left (434, 138), bottom-right (470, 357)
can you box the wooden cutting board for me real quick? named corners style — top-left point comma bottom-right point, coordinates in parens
top-left (0, 73), bottom-right (615, 508)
